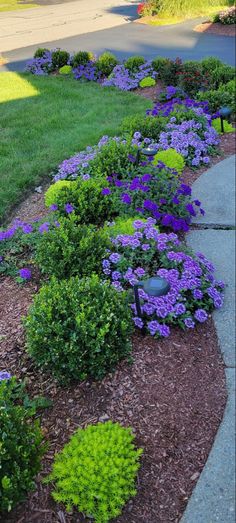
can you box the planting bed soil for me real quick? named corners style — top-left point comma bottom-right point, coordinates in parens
top-left (0, 275), bottom-right (227, 523)
top-left (194, 21), bottom-right (236, 37)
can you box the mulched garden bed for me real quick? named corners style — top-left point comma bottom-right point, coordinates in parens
top-left (0, 276), bottom-right (227, 523)
top-left (194, 21), bottom-right (236, 37)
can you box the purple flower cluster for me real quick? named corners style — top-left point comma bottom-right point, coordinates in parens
top-left (73, 62), bottom-right (100, 82)
top-left (0, 371), bottom-right (11, 381)
top-left (147, 97), bottom-right (210, 118)
top-left (25, 51), bottom-right (53, 75)
top-left (102, 62), bottom-right (156, 91)
top-left (101, 219), bottom-right (224, 337)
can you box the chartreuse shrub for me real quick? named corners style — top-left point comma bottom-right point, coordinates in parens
top-left (103, 216), bottom-right (151, 237)
top-left (59, 65), bottom-right (72, 75)
top-left (71, 51), bottom-right (94, 67)
top-left (45, 180), bottom-right (74, 208)
top-left (0, 376), bottom-right (45, 513)
top-left (121, 114), bottom-right (168, 141)
top-left (139, 76), bottom-right (156, 88)
top-left (35, 216), bottom-right (111, 278)
top-left (46, 421), bottom-right (142, 523)
top-left (212, 118), bottom-right (235, 134)
top-left (96, 52), bottom-right (119, 76)
top-left (34, 48), bottom-right (49, 58)
top-left (25, 274), bottom-right (133, 383)
top-left (153, 148), bottom-right (185, 175)
top-left (124, 55), bottom-right (145, 72)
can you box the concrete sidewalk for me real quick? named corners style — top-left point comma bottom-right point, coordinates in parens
top-left (0, 0), bottom-right (137, 53)
top-left (182, 155), bottom-right (236, 523)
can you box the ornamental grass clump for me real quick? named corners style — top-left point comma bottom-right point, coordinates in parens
top-left (153, 148), bottom-right (185, 175)
top-left (0, 375), bottom-right (45, 513)
top-left (35, 216), bottom-right (111, 279)
top-left (25, 274), bottom-right (133, 383)
top-left (102, 219), bottom-right (225, 336)
top-left (47, 421), bottom-right (142, 522)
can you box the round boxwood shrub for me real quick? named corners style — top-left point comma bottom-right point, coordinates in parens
top-left (34, 47), bottom-right (50, 58)
top-left (95, 52), bottom-right (119, 76)
top-left (0, 376), bottom-right (45, 513)
top-left (139, 76), bottom-right (156, 88)
top-left (121, 114), bottom-right (168, 142)
top-left (45, 180), bottom-right (74, 208)
top-left (47, 421), bottom-right (142, 522)
top-left (72, 50), bottom-right (94, 67)
top-left (25, 274), bottom-right (133, 383)
top-left (35, 216), bottom-right (111, 279)
top-left (153, 148), bottom-right (185, 175)
top-left (51, 49), bottom-right (70, 70)
top-left (124, 55), bottom-right (145, 73)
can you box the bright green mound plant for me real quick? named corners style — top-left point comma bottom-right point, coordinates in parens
top-left (121, 114), bottom-right (168, 141)
top-left (0, 377), bottom-right (45, 513)
top-left (96, 52), bottom-right (119, 76)
top-left (59, 65), bottom-right (72, 75)
top-left (47, 421), bottom-right (142, 523)
top-left (35, 216), bottom-right (111, 279)
top-left (139, 76), bottom-right (156, 88)
top-left (25, 274), bottom-right (133, 384)
top-left (45, 180), bottom-right (74, 208)
top-left (153, 148), bottom-right (185, 175)
top-left (212, 118), bottom-right (235, 134)
top-left (88, 138), bottom-right (135, 179)
top-left (124, 55), bottom-right (146, 72)
top-left (103, 216), bottom-right (159, 237)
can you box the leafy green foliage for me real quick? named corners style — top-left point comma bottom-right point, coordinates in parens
top-left (59, 65), bottom-right (72, 75)
top-left (103, 216), bottom-right (151, 237)
top-left (151, 56), bottom-right (169, 74)
top-left (153, 148), bottom-right (185, 175)
top-left (124, 55), bottom-right (145, 72)
top-left (207, 64), bottom-right (235, 89)
top-left (35, 216), bottom-right (111, 278)
top-left (157, 57), bottom-right (183, 86)
top-left (144, 0), bottom-right (233, 16)
top-left (96, 52), bottom-right (119, 76)
top-left (25, 274), bottom-right (133, 383)
top-left (71, 51), bottom-right (94, 67)
top-left (44, 180), bottom-right (75, 208)
top-left (139, 76), bottom-right (156, 88)
top-left (0, 224), bottom-right (41, 278)
top-left (34, 48), bottom-right (49, 58)
top-left (51, 50), bottom-right (70, 71)
top-left (121, 114), bottom-right (168, 141)
top-left (177, 61), bottom-right (208, 95)
top-left (197, 80), bottom-right (236, 112)
top-left (47, 421), bottom-right (142, 522)
top-left (88, 138), bottom-right (136, 178)
top-left (0, 377), bottom-right (45, 513)
top-left (212, 117), bottom-right (235, 134)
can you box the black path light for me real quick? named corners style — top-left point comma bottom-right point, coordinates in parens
top-left (135, 146), bottom-right (157, 166)
top-left (219, 106), bottom-right (233, 133)
top-left (134, 276), bottom-right (171, 318)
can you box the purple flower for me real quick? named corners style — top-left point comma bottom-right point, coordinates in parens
top-left (133, 317), bottom-right (144, 329)
top-left (39, 222), bottom-right (50, 234)
top-left (0, 371), bottom-right (12, 381)
top-left (49, 204), bottom-right (58, 211)
top-left (142, 243), bottom-right (150, 251)
top-left (174, 303), bottom-right (186, 315)
top-left (147, 320), bottom-right (160, 336)
top-left (19, 268), bottom-right (31, 280)
top-left (65, 203), bottom-right (74, 214)
top-left (158, 324), bottom-right (170, 337)
top-left (121, 193), bottom-right (132, 205)
top-left (112, 271), bottom-right (122, 281)
top-left (22, 223), bottom-right (33, 234)
top-left (193, 289), bottom-right (203, 300)
top-left (194, 309), bottom-right (208, 323)
top-left (184, 317), bottom-right (195, 329)
top-left (102, 187), bottom-right (111, 196)
top-left (109, 253), bottom-right (121, 264)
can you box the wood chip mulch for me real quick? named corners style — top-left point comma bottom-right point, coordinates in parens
top-left (194, 21), bottom-right (236, 37)
top-left (0, 276), bottom-right (227, 523)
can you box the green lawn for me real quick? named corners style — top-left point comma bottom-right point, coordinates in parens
top-left (0, 73), bottom-right (150, 223)
top-left (0, 1), bottom-right (37, 12)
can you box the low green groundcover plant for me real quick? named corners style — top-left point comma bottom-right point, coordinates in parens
top-left (212, 118), bottom-right (235, 134)
top-left (25, 274), bottom-right (133, 383)
top-left (0, 374), bottom-right (45, 513)
top-left (46, 421), bottom-right (142, 523)
top-left (153, 148), bottom-right (185, 175)
top-left (35, 216), bottom-right (111, 279)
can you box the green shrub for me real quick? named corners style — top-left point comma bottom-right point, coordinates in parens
top-left (45, 180), bottom-right (74, 208)
top-left (124, 55), bottom-right (145, 72)
top-left (47, 421), bottom-right (142, 522)
top-left (197, 80), bottom-right (236, 113)
top-left (34, 48), bottom-right (50, 58)
top-left (151, 56), bottom-right (169, 75)
top-left (25, 275), bottom-right (133, 383)
top-left (59, 65), bottom-right (72, 75)
top-left (0, 377), bottom-right (45, 513)
top-left (201, 56), bottom-right (223, 75)
top-left (139, 76), bottom-right (156, 88)
top-left (35, 216), bottom-right (111, 279)
top-left (212, 117), bottom-right (235, 134)
top-left (208, 64), bottom-right (235, 89)
top-left (88, 139), bottom-right (135, 178)
top-left (51, 49), bottom-right (70, 70)
top-left (72, 50), bottom-right (94, 67)
top-left (158, 57), bottom-right (183, 86)
top-left (153, 148), bottom-right (185, 175)
top-left (96, 52), bottom-right (119, 77)
top-left (121, 114), bottom-right (168, 141)
top-left (177, 61), bottom-right (207, 96)
top-left (103, 216), bottom-right (149, 237)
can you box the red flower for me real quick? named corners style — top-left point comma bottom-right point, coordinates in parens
top-left (137, 3), bottom-right (145, 15)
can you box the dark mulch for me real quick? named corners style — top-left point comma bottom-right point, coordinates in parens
top-left (0, 275), bottom-right (227, 523)
top-left (194, 21), bottom-right (236, 37)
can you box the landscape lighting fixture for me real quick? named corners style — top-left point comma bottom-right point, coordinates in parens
top-left (134, 276), bottom-right (171, 318)
top-left (135, 146), bottom-right (157, 166)
top-left (219, 106), bottom-right (233, 134)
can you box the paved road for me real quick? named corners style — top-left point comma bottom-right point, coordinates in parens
top-left (1, 16), bottom-right (235, 73)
